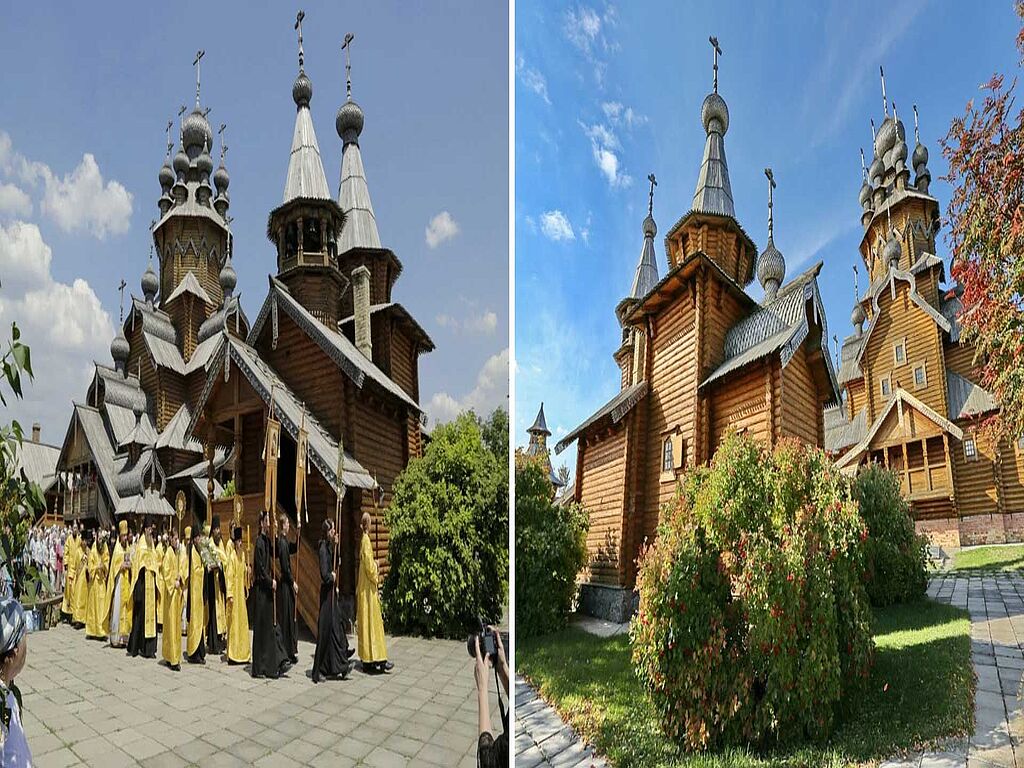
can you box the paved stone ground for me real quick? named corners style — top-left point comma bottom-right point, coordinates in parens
top-left (18, 622), bottom-right (500, 767)
top-left (514, 677), bottom-right (606, 767)
top-left (882, 574), bottom-right (1024, 768)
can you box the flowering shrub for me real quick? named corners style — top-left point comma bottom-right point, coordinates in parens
top-left (631, 434), bottom-right (873, 750)
top-left (852, 464), bottom-right (928, 606)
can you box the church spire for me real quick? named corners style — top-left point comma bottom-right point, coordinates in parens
top-left (756, 167), bottom-right (785, 302)
top-left (336, 32), bottom-right (382, 253)
top-left (629, 173), bottom-right (659, 300)
top-left (691, 35), bottom-right (735, 218)
top-left (283, 10), bottom-right (331, 202)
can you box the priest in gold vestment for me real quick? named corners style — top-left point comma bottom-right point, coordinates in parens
top-left (71, 529), bottom-right (91, 629)
top-left (184, 526), bottom-right (206, 664)
top-left (104, 521), bottom-right (131, 648)
top-left (126, 525), bottom-right (158, 658)
top-left (225, 527), bottom-right (250, 665)
top-left (356, 513), bottom-right (392, 673)
top-left (84, 534), bottom-right (107, 639)
top-left (161, 530), bottom-right (184, 671)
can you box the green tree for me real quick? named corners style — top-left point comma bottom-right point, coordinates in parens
top-left (942, 3), bottom-right (1024, 441)
top-left (515, 453), bottom-right (588, 638)
top-left (382, 410), bottom-right (508, 638)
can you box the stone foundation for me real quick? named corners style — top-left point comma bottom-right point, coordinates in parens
top-left (915, 513), bottom-right (1024, 548)
top-left (578, 582), bottom-right (638, 624)
top-left (915, 518), bottom-right (961, 550)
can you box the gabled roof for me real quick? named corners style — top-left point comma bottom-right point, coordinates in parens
top-left (835, 388), bottom-right (964, 472)
top-left (337, 137), bottom-right (381, 252)
top-left (155, 403), bottom-right (203, 453)
top-left (910, 252), bottom-right (944, 279)
top-left (16, 440), bottom-right (60, 493)
top-left (250, 277), bottom-right (419, 411)
top-left (823, 404), bottom-right (868, 453)
top-left (142, 332), bottom-right (186, 375)
top-left (947, 371), bottom-right (999, 420)
top-left (164, 270), bottom-right (213, 306)
top-left (167, 448), bottom-right (230, 481)
top-left (555, 381), bottom-right (647, 454)
top-left (338, 302), bottom-right (435, 352)
top-left (838, 332), bottom-right (867, 384)
top-left (126, 297), bottom-right (176, 344)
top-left (185, 333), bottom-right (222, 375)
top-left (91, 364), bottom-right (147, 413)
top-left (60, 404), bottom-right (120, 521)
top-left (188, 334), bottom-right (377, 492)
top-left (700, 261), bottom-right (840, 399)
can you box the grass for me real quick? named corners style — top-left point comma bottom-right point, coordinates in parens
top-left (517, 599), bottom-right (973, 768)
top-left (951, 544), bottom-right (1024, 573)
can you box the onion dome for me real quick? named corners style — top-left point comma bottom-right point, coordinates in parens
top-left (196, 139), bottom-right (214, 177)
top-left (110, 328), bottom-right (130, 370)
top-left (219, 256), bottom-right (236, 299)
top-left (141, 261), bottom-right (159, 303)
top-left (859, 179), bottom-right (872, 210)
top-left (293, 70), bottom-right (313, 108)
top-left (757, 237), bottom-right (786, 301)
top-left (700, 92), bottom-right (729, 135)
top-left (336, 99), bottom-right (364, 144)
top-left (851, 301), bottom-right (866, 328)
top-left (868, 153), bottom-right (884, 185)
top-left (159, 159), bottom-right (174, 191)
top-left (182, 107), bottom-right (213, 154)
top-left (913, 140), bottom-right (928, 170)
top-left (214, 160), bottom-right (229, 194)
top-left (172, 146), bottom-right (189, 178)
top-left (882, 231), bottom-right (902, 268)
top-left (893, 132), bottom-right (908, 168)
top-left (642, 213), bottom-right (656, 238)
top-left (875, 116), bottom-right (897, 157)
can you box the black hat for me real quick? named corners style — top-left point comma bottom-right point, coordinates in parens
top-left (232, 527), bottom-right (243, 542)
top-left (211, 515), bottom-right (221, 529)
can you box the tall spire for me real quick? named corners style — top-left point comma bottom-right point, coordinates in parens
top-left (283, 10), bottom-right (331, 202)
top-left (756, 167), bottom-right (785, 302)
top-left (629, 174), bottom-right (659, 300)
top-left (336, 32), bottom-right (382, 252)
top-left (691, 35), bottom-right (734, 218)
top-left (193, 50), bottom-right (205, 108)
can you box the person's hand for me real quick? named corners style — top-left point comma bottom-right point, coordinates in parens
top-left (272, 578), bottom-right (277, 590)
top-left (294, 583), bottom-right (298, 596)
top-left (473, 635), bottom-right (489, 691)
top-left (491, 626), bottom-right (507, 671)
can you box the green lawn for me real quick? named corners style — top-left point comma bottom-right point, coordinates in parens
top-left (517, 600), bottom-right (973, 768)
top-left (952, 544), bottom-right (1024, 572)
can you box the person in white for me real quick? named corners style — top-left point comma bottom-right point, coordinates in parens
top-left (0, 597), bottom-right (32, 767)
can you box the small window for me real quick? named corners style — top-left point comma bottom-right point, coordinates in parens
top-left (662, 437), bottom-right (673, 472)
top-left (894, 341), bottom-right (906, 365)
top-left (1017, 436), bottom-right (1024, 452)
top-left (965, 438), bottom-right (977, 460)
top-left (880, 376), bottom-right (892, 398)
top-left (914, 364), bottom-right (927, 389)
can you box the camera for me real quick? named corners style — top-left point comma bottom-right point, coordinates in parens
top-left (466, 622), bottom-right (497, 661)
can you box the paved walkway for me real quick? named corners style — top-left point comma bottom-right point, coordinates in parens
top-left (883, 574), bottom-right (1024, 768)
top-left (514, 677), bottom-right (606, 767)
top-left (19, 622), bottom-right (500, 767)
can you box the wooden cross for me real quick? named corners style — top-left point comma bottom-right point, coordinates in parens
top-left (193, 50), bottom-right (205, 106)
top-left (117, 279), bottom-right (127, 322)
top-left (165, 120), bottom-right (173, 156)
top-left (647, 173), bottom-right (657, 217)
top-left (764, 167), bottom-right (776, 238)
top-left (295, 11), bottom-right (305, 68)
top-left (218, 123), bottom-right (227, 161)
top-left (342, 33), bottom-right (355, 99)
top-left (709, 36), bottom-right (722, 93)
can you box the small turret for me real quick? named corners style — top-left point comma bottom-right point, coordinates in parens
top-left (756, 168), bottom-right (786, 303)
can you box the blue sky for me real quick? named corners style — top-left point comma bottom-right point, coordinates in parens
top-left (0, 1), bottom-right (508, 445)
top-left (514, 0), bottom-right (1022, 472)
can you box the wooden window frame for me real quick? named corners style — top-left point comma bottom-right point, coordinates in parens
top-left (913, 361), bottom-right (927, 390)
top-left (893, 338), bottom-right (907, 366)
top-left (660, 430), bottom-right (686, 483)
top-left (964, 436), bottom-right (978, 461)
top-left (661, 436), bottom-right (673, 475)
top-left (880, 374), bottom-right (892, 399)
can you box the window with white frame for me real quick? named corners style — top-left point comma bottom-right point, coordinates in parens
top-left (965, 437), bottom-right (977, 460)
top-left (880, 375), bottom-right (892, 398)
top-left (894, 340), bottom-right (907, 365)
top-left (914, 364), bottom-right (927, 389)
top-left (662, 436), bottom-right (673, 472)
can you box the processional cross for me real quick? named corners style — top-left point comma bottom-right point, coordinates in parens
top-left (342, 33), bottom-right (355, 99)
top-left (709, 36), bottom-right (722, 93)
top-left (193, 50), bottom-right (205, 106)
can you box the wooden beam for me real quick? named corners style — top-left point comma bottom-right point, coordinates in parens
top-left (922, 437), bottom-right (932, 492)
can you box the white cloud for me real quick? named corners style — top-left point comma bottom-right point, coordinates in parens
top-left (516, 56), bottom-right (551, 105)
top-left (425, 210), bottom-right (460, 249)
top-left (0, 221), bottom-right (113, 443)
top-left (0, 132), bottom-right (132, 239)
top-left (564, 6), bottom-right (602, 54)
top-left (539, 210), bottom-right (575, 242)
top-left (426, 347), bottom-right (509, 426)
top-left (581, 122), bottom-right (631, 188)
top-left (579, 212), bottom-right (592, 245)
top-left (435, 309), bottom-right (498, 335)
top-left (0, 183), bottom-right (32, 218)
top-left (601, 101), bottom-right (645, 129)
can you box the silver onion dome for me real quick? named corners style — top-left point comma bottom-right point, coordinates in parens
top-left (293, 70), bottom-right (312, 108)
top-left (757, 237), bottom-right (786, 293)
top-left (141, 261), bottom-right (159, 302)
top-left (182, 107), bottom-right (213, 153)
top-left (336, 99), bottom-right (364, 142)
top-left (172, 147), bottom-right (189, 178)
top-left (110, 328), bottom-right (130, 367)
top-left (700, 92), bottom-right (729, 135)
top-left (642, 214), bottom-right (657, 238)
top-left (913, 141), bottom-right (928, 170)
top-left (868, 154), bottom-right (884, 185)
top-left (851, 301), bottom-right (866, 327)
top-left (882, 231), bottom-right (902, 268)
top-left (859, 179), bottom-right (872, 209)
top-left (196, 140), bottom-right (214, 177)
top-left (219, 257), bottom-right (236, 298)
top-left (893, 134), bottom-right (908, 167)
top-left (875, 116), bottom-right (897, 157)
top-left (213, 161), bottom-right (229, 193)
top-left (159, 160), bottom-right (174, 191)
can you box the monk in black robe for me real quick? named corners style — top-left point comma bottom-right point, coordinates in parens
top-left (205, 515), bottom-right (227, 655)
top-left (126, 524), bottom-right (158, 659)
top-left (311, 519), bottom-right (353, 683)
top-left (251, 510), bottom-right (288, 678)
top-left (275, 514), bottom-right (299, 665)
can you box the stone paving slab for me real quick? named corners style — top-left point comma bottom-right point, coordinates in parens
top-left (515, 677), bottom-right (607, 767)
top-left (18, 623), bottom-right (499, 767)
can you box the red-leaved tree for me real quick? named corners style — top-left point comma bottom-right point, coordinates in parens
top-left (943, 2), bottom-right (1024, 441)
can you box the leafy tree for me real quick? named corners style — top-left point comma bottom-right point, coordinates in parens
top-left (943, 3), bottom-right (1024, 440)
top-left (382, 411), bottom-right (508, 638)
top-left (556, 464), bottom-right (571, 489)
top-left (478, 407), bottom-right (508, 460)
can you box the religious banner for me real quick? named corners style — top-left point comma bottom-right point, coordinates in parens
top-left (295, 418), bottom-right (308, 524)
top-left (263, 416), bottom-right (280, 515)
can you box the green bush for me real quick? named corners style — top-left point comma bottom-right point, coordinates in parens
top-left (852, 464), bottom-right (928, 606)
top-left (381, 411), bottom-right (507, 639)
top-left (515, 455), bottom-right (589, 638)
top-left (630, 434), bottom-right (873, 751)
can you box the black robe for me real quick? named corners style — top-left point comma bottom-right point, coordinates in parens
top-left (275, 534), bottom-right (299, 662)
top-left (311, 540), bottom-right (352, 683)
top-left (205, 538), bottom-right (227, 654)
top-left (126, 568), bottom-right (156, 658)
top-left (250, 532), bottom-right (286, 678)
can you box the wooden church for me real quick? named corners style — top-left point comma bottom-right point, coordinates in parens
top-left (824, 70), bottom-right (1024, 548)
top-left (56, 20), bottom-right (433, 633)
top-left (555, 40), bottom-right (839, 622)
